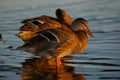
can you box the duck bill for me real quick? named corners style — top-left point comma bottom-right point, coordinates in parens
top-left (86, 29), bottom-right (94, 37)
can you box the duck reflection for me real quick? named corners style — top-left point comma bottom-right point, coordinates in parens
top-left (21, 57), bottom-right (86, 80)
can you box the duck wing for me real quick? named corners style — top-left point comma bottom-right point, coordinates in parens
top-left (17, 30), bottom-right (60, 52)
top-left (20, 15), bottom-right (62, 32)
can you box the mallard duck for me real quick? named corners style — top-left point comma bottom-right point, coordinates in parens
top-left (16, 9), bottom-right (94, 70)
top-left (16, 9), bottom-right (80, 70)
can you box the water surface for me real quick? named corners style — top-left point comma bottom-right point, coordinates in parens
top-left (0, 0), bottom-right (120, 80)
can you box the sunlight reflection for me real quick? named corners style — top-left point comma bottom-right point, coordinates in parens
top-left (20, 57), bottom-right (86, 80)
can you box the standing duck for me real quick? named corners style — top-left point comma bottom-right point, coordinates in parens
top-left (16, 9), bottom-right (94, 70)
top-left (16, 9), bottom-right (80, 70)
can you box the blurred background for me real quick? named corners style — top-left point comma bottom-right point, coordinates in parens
top-left (0, 0), bottom-right (120, 80)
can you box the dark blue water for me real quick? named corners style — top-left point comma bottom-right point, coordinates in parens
top-left (0, 0), bottom-right (120, 80)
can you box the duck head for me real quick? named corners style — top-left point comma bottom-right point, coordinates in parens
top-left (71, 18), bottom-right (94, 37)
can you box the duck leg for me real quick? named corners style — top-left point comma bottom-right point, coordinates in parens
top-left (54, 37), bottom-right (79, 73)
top-left (56, 57), bottom-right (62, 67)
top-left (55, 57), bottom-right (61, 73)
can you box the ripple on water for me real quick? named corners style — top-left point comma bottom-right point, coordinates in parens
top-left (0, 0), bottom-right (120, 80)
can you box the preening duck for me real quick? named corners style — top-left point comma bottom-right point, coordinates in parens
top-left (16, 9), bottom-right (94, 71)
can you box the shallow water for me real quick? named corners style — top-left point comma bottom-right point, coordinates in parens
top-left (0, 0), bottom-right (120, 80)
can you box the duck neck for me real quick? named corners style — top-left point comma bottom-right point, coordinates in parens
top-left (75, 30), bottom-right (88, 51)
